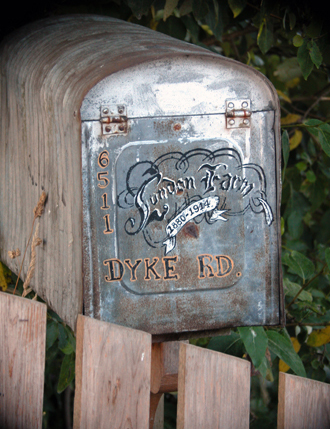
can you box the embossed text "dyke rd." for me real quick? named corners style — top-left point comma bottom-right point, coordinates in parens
top-left (103, 254), bottom-right (235, 282)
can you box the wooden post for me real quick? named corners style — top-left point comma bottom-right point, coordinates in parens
top-left (73, 315), bottom-right (151, 429)
top-left (177, 343), bottom-right (250, 429)
top-left (278, 372), bottom-right (330, 428)
top-left (0, 292), bottom-right (47, 429)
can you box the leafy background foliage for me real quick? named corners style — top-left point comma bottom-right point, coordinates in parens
top-left (1, 0), bottom-right (330, 427)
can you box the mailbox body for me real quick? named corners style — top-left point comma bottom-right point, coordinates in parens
top-left (0, 15), bottom-right (284, 335)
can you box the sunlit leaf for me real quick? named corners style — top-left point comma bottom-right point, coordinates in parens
top-left (0, 262), bottom-right (8, 292)
top-left (277, 90), bottom-right (291, 103)
top-left (238, 326), bottom-right (268, 368)
top-left (290, 130), bottom-right (303, 150)
top-left (57, 353), bottom-right (75, 393)
top-left (267, 330), bottom-right (306, 377)
top-left (281, 217), bottom-right (285, 236)
top-left (279, 337), bottom-right (301, 372)
top-left (293, 34), bottom-right (303, 47)
top-left (281, 114), bottom-right (301, 125)
top-left (307, 326), bottom-right (330, 347)
top-left (228, 0), bottom-right (246, 18)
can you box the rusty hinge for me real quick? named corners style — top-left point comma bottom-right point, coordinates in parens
top-left (226, 100), bottom-right (251, 129)
top-left (100, 105), bottom-right (128, 135)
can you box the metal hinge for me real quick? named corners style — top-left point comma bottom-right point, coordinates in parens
top-left (100, 105), bottom-right (128, 135)
top-left (226, 100), bottom-right (251, 129)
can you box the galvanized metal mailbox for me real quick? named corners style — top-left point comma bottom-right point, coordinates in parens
top-left (0, 15), bottom-right (284, 336)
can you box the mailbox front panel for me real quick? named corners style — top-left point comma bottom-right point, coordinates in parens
top-left (81, 57), bottom-right (282, 336)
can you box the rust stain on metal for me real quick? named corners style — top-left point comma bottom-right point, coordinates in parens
top-left (173, 123), bottom-right (181, 131)
top-left (182, 222), bottom-right (199, 239)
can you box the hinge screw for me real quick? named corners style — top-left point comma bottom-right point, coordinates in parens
top-left (228, 102), bottom-right (234, 109)
top-left (119, 125), bottom-right (125, 132)
top-left (118, 106), bottom-right (124, 114)
top-left (229, 119), bottom-right (235, 125)
top-left (242, 101), bottom-right (248, 108)
top-left (243, 119), bottom-right (249, 125)
top-left (103, 108), bottom-right (109, 115)
top-left (105, 126), bottom-right (111, 132)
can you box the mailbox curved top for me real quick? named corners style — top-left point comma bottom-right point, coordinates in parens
top-left (0, 15), bottom-right (282, 332)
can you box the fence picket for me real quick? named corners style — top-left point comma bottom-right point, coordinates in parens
top-left (0, 292), bottom-right (47, 429)
top-left (73, 315), bottom-right (152, 429)
top-left (177, 343), bottom-right (250, 429)
top-left (278, 372), bottom-right (330, 429)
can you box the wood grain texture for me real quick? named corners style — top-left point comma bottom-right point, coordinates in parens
top-left (0, 15), bottom-right (218, 330)
top-left (151, 341), bottom-right (188, 394)
top-left (177, 343), bottom-right (250, 429)
top-left (0, 292), bottom-right (47, 429)
top-left (278, 372), bottom-right (330, 429)
top-left (73, 315), bottom-right (151, 429)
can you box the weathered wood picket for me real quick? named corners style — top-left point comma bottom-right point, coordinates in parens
top-left (1, 292), bottom-right (330, 429)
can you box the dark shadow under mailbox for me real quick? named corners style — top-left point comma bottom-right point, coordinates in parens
top-left (0, 15), bottom-right (284, 337)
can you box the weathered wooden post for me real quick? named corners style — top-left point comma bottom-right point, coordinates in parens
top-left (0, 14), bottom-right (284, 428)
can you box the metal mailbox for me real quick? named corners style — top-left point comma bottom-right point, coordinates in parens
top-left (0, 15), bottom-right (284, 337)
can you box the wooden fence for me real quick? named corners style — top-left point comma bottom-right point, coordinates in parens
top-left (1, 292), bottom-right (330, 429)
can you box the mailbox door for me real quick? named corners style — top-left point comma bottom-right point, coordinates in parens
top-left (81, 56), bottom-right (282, 336)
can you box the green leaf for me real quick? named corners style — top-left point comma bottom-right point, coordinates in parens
top-left (309, 41), bottom-right (323, 69)
top-left (228, 0), bottom-right (246, 18)
top-left (287, 210), bottom-right (304, 239)
top-left (207, 331), bottom-right (244, 357)
top-left (317, 126), bottom-right (330, 157)
top-left (58, 324), bottom-right (76, 355)
top-left (282, 250), bottom-right (315, 281)
top-left (297, 39), bottom-right (314, 80)
top-left (283, 278), bottom-right (313, 302)
top-left (238, 326), bottom-right (268, 368)
top-left (46, 320), bottom-right (59, 350)
top-left (257, 17), bottom-right (273, 54)
top-left (325, 248), bottom-right (330, 270)
top-left (304, 119), bottom-right (323, 127)
top-left (293, 34), bottom-right (303, 47)
top-left (267, 330), bottom-right (306, 377)
top-left (306, 170), bottom-right (316, 183)
top-left (192, 0), bottom-right (209, 20)
top-left (57, 353), bottom-right (75, 394)
top-left (163, 0), bottom-right (179, 21)
top-left (256, 354), bottom-right (274, 381)
top-left (202, 0), bottom-right (223, 41)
